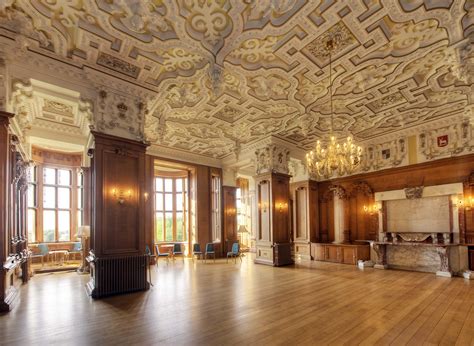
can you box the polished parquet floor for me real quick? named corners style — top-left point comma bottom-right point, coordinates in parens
top-left (1, 255), bottom-right (474, 345)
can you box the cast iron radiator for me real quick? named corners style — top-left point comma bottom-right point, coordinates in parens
top-left (88, 254), bottom-right (149, 298)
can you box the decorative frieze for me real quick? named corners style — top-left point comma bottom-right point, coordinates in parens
top-left (255, 144), bottom-right (290, 175)
top-left (361, 137), bottom-right (407, 172)
top-left (418, 119), bottom-right (474, 161)
top-left (94, 88), bottom-right (146, 142)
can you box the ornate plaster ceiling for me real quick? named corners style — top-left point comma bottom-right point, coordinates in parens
top-left (0, 0), bottom-right (473, 160)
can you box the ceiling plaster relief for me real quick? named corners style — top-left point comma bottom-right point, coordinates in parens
top-left (0, 1), bottom-right (472, 178)
top-left (0, 57), bottom-right (7, 111)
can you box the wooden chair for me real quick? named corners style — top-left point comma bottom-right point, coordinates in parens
top-left (172, 243), bottom-right (184, 261)
top-left (192, 243), bottom-right (203, 262)
top-left (204, 243), bottom-right (216, 263)
top-left (154, 244), bottom-right (170, 266)
top-left (226, 242), bottom-right (242, 264)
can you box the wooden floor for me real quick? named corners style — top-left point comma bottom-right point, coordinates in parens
top-left (1, 255), bottom-right (474, 345)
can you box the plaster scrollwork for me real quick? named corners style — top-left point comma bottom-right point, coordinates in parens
top-left (144, 105), bottom-right (168, 144)
top-left (247, 74), bottom-right (291, 101)
top-left (255, 144), bottom-right (290, 175)
top-left (107, 0), bottom-right (174, 37)
top-left (0, 57), bottom-right (6, 111)
top-left (456, 41), bottom-right (474, 84)
top-left (177, 0), bottom-right (233, 54)
top-left (0, 1), bottom-right (472, 165)
top-left (10, 80), bottom-right (34, 137)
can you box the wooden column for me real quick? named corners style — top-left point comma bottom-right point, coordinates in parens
top-left (86, 132), bottom-right (149, 298)
top-left (254, 172), bottom-right (293, 266)
top-left (291, 180), bottom-right (319, 260)
top-left (222, 186), bottom-right (237, 255)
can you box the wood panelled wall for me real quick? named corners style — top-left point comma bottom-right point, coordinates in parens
top-left (146, 156), bottom-right (224, 256)
top-left (223, 186), bottom-right (237, 252)
top-left (0, 111), bottom-right (29, 312)
top-left (87, 132), bottom-right (149, 298)
top-left (316, 154), bottom-right (474, 244)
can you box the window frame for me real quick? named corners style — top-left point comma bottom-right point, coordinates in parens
top-left (154, 174), bottom-right (189, 243)
top-left (29, 163), bottom-right (82, 243)
top-left (211, 174), bottom-right (221, 242)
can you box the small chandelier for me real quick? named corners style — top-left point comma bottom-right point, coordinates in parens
top-left (306, 39), bottom-right (362, 179)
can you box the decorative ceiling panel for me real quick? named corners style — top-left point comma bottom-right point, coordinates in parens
top-left (0, 0), bottom-right (472, 159)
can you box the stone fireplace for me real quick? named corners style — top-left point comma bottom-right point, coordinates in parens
top-left (371, 183), bottom-right (468, 277)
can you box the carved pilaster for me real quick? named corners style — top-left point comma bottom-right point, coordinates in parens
top-left (436, 246), bottom-right (452, 277)
top-left (372, 243), bottom-right (387, 269)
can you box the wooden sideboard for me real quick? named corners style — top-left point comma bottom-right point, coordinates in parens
top-left (312, 243), bottom-right (370, 265)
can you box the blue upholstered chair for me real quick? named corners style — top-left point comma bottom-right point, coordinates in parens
top-left (192, 243), bottom-right (203, 262)
top-left (31, 243), bottom-right (50, 268)
top-left (154, 244), bottom-right (170, 266)
top-left (68, 242), bottom-right (82, 262)
top-left (226, 242), bottom-right (242, 263)
top-left (204, 243), bottom-right (215, 263)
top-left (172, 243), bottom-right (184, 261)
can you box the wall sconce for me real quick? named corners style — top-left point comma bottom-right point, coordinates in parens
top-left (112, 188), bottom-right (132, 204)
top-left (276, 202), bottom-right (288, 213)
top-left (363, 203), bottom-right (381, 215)
top-left (144, 192), bottom-right (149, 201)
top-left (259, 202), bottom-right (268, 213)
top-left (226, 208), bottom-right (236, 216)
top-left (457, 196), bottom-right (474, 210)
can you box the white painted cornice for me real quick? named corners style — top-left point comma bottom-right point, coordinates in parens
top-left (147, 144), bottom-right (222, 168)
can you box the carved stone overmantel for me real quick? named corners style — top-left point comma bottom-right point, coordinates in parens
top-left (255, 144), bottom-right (290, 175)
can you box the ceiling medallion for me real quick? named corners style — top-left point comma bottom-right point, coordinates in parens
top-left (306, 37), bottom-right (362, 179)
top-left (208, 60), bottom-right (224, 96)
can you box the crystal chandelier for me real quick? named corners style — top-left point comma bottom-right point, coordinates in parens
top-left (305, 39), bottom-right (362, 179)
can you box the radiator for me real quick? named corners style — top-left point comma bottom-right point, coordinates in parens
top-left (88, 255), bottom-right (149, 298)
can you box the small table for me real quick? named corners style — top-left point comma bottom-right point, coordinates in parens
top-left (49, 250), bottom-right (69, 266)
top-left (160, 244), bottom-right (174, 255)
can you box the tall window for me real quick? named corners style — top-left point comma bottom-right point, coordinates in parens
top-left (27, 166), bottom-right (37, 243)
top-left (211, 175), bottom-right (221, 242)
top-left (28, 164), bottom-right (83, 243)
top-left (154, 176), bottom-right (188, 242)
top-left (77, 170), bottom-right (84, 229)
top-left (236, 188), bottom-right (244, 226)
top-left (42, 167), bottom-right (71, 242)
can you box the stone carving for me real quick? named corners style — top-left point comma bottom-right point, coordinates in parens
top-left (255, 144), bottom-right (290, 175)
top-left (436, 246), bottom-right (451, 274)
top-left (397, 233), bottom-right (431, 242)
top-left (372, 243), bottom-right (387, 269)
top-left (404, 186), bottom-right (424, 199)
